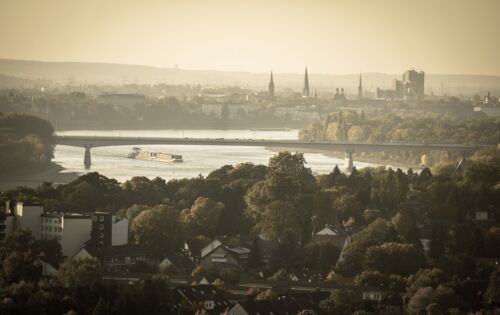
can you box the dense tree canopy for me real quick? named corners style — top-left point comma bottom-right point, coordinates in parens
top-left (130, 204), bottom-right (183, 258)
top-left (0, 113), bottom-right (54, 173)
top-left (300, 111), bottom-right (500, 165)
top-left (1, 145), bottom-right (499, 314)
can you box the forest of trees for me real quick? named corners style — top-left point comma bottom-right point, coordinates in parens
top-left (299, 111), bottom-right (500, 166)
top-left (0, 90), bottom-right (291, 130)
top-left (0, 230), bottom-right (174, 315)
top-left (0, 113), bottom-right (55, 174)
top-left (1, 147), bottom-right (499, 313)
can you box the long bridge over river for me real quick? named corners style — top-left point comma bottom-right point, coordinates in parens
top-left (54, 135), bottom-right (484, 170)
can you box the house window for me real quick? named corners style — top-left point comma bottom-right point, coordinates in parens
top-left (100, 216), bottom-right (104, 221)
top-left (99, 224), bottom-right (104, 230)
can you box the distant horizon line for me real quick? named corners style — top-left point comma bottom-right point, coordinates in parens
top-left (1, 57), bottom-right (499, 78)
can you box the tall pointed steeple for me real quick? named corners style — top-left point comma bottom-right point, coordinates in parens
top-left (303, 67), bottom-right (310, 97)
top-left (268, 71), bottom-right (275, 100)
top-left (358, 73), bottom-right (363, 99)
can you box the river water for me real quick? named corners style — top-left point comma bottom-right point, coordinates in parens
top-left (54, 129), bottom-right (383, 182)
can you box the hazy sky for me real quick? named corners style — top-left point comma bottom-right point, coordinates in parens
top-left (1, 0), bottom-right (499, 75)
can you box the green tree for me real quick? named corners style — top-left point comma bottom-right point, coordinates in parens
top-left (57, 257), bottom-right (101, 288)
top-left (117, 204), bottom-right (149, 223)
top-left (364, 242), bottom-right (425, 276)
top-left (338, 218), bottom-right (398, 276)
top-left (406, 268), bottom-right (449, 298)
top-left (355, 270), bottom-right (391, 288)
top-left (391, 210), bottom-right (419, 244)
top-left (0, 230), bottom-right (42, 284)
top-left (63, 172), bottom-right (122, 212)
top-left (320, 289), bottom-right (363, 315)
top-left (181, 196), bottom-right (224, 237)
top-left (245, 152), bottom-right (316, 241)
top-left (121, 176), bottom-right (166, 206)
top-left (268, 152), bottom-right (316, 191)
top-left (130, 204), bottom-right (183, 257)
top-left (407, 285), bottom-right (457, 314)
top-left (0, 113), bottom-right (55, 173)
top-left (347, 125), bottom-right (367, 142)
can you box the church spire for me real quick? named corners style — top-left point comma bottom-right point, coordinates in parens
top-left (268, 70), bottom-right (275, 100)
top-left (358, 73), bottom-right (363, 99)
top-left (303, 67), bottom-right (310, 97)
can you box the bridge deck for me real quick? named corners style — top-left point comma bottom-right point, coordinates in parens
top-left (54, 135), bottom-right (482, 153)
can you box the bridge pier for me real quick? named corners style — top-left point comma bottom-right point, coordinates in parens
top-left (344, 150), bottom-right (354, 173)
top-left (420, 153), bottom-right (432, 168)
top-left (84, 145), bottom-right (92, 169)
top-left (455, 152), bottom-right (468, 173)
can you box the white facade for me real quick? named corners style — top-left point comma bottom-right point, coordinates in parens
top-left (227, 303), bottom-right (248, 315)
top-left (16, 203), bottom-right (43, 239)
top-left (62, 216), bottom-right (92, 256)
top-left (41, 214), bottom-right (92, 256)
top-left (201, 104), bottom-right (255, 119)
top-left (111, 217), bottom-right (128, 246)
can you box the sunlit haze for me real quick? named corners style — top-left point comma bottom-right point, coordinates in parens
top-left (1, 0), bottom-right (499, 75)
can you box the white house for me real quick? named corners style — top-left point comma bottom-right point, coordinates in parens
top-left (41, 213), bottom-right (92, 256)
top-left (15, 202), bottom-right (43, 239)
top-left (73, 244), bottom-right (156, 272)
top-left (200, 239), bottom-right (250, 269)
top-left (1, 201), bottom-right (43, 239)
top-left (362, 290), bottom-right (388, 301)
top-left (313, 225), bottom-right (348, 248)
top-left (111, 216), bottom-right (128, 246)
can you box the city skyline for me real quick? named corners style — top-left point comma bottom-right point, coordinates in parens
top-left (1, 0), bottom-right (499, 76)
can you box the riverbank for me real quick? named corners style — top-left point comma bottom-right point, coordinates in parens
top-left (267, 147), bottom-right (419, 170)
top-left (0, 163), bottom-right (79, 191)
